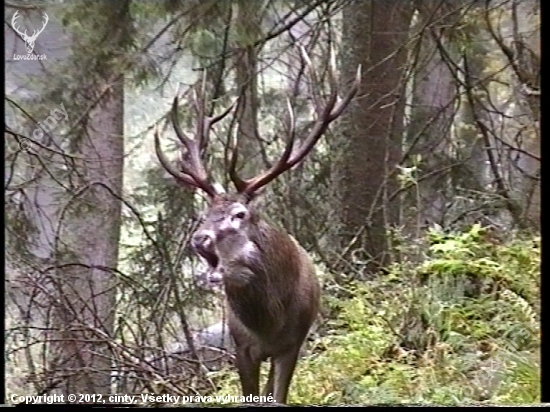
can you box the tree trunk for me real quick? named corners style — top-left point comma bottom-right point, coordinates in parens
top-left (233, 0), bottom-right (263, 179)
top-left (5, 4), bottom-right (125, 395)
top-left (504, 0), bottom-right (540, 228)
top-left (50, 79), bottom-right (124, 396)
top-left (46, 2), bottom-right (127, 395)
top-left (404, 2), bottom-right (462, 230)
top-left (456, 34), bottom-right (491, 195)
top-left (331, 0), bottom-right (413, 276)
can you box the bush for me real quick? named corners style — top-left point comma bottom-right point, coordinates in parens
top-left (215, 225), bottom-right (540, 405)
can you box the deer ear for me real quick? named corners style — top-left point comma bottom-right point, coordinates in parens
top-left (243, 192), bottom-right (264, 223)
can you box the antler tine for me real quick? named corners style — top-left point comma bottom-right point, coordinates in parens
top-left (12, 11), bottom-right (28, 37)
top-left (299, 46), bottom-right (324, 117)
top-left (284, 51), bottom-right (360, 169)
top-left (200, 97), bottom-right (237, 153)
top-left (161, 97), bottom-right (219, 198)
top-left (228, 126), bottom-right (247, 193)
top-left (154, 129), bottom-right (206, 191)
top-left (274, 97), bottom-right (298, 169)
top-left (40, 12), bottom-right (49, 30)
top-left (229, 47), bottom-right (302, 195)
top-left (329, 63), bottom-right (362, 121)
top-left (228, 93), bottom-right (298, 195)
top-left (170, 97), bottom-right (205, 178)
top-left (284, 45), bottom-right (361, 164)
top-left (156, 80), bottom-right (238, 198)
top-left (237, 46), bottom-right (361, 196)
top-left (190, 73), bottom-right (237, 154)
top-left (285, 97), bottom-right (297, 152)
top-left (194, 76), bottom-right (207, 151)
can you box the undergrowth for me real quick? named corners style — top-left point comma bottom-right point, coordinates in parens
top-left (215, 225), bottom-right (540, 405)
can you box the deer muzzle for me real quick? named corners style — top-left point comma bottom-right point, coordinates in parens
top-left (192, 230), bottom-right (215, 252)
top-left (191, 229), bottom-right (220, 268)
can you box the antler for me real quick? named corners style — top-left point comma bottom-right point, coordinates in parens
top-left (28, 12), bottom-right (48, 41)
top-left (11, 11), bottom-right (48, 40)
top-left (229, 46), bottom-right (361, 196)
top-left (11, 11), bottom-right (28, 39)
top-left (154, 79), bottom-right (236, 198)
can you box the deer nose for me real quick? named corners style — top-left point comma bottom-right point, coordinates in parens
top-left (192, 230), bottom-right (216, 252)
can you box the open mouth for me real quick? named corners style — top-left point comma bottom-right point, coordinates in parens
top-left (194, 248), bottom-right (219, 268)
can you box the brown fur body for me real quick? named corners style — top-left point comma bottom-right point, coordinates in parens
top-left (193, 194), bottom-right (320, 403)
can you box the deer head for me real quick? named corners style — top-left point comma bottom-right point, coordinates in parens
top-left (155, 47), bottom-right (360, 249)
top-left (12, 11), bottom-right (49, 54)
top-left (155, 47), bottom-right (360, 404)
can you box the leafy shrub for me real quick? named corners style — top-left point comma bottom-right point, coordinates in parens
top-left (215, 225), bottom-right (540, 405)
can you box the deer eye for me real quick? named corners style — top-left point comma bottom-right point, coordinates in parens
top-left (234, 211), bottom-right (246, 220)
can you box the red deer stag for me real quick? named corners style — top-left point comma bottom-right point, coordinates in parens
top-left (154, 48), bottom-right (360, 404)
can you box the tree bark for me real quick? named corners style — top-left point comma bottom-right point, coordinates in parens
top-left (51, 79), bottom-right (124, 395)
top-left (233, 0), bottom-right (263, 179)
top-left (404, 1), bottom-right (463, 229)
top-left (503, 0), bottom-right (540, 228)
top-left (331, 0), bottom-right (413, 276)
top-left (47, 1), bottom-right (127, 395)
